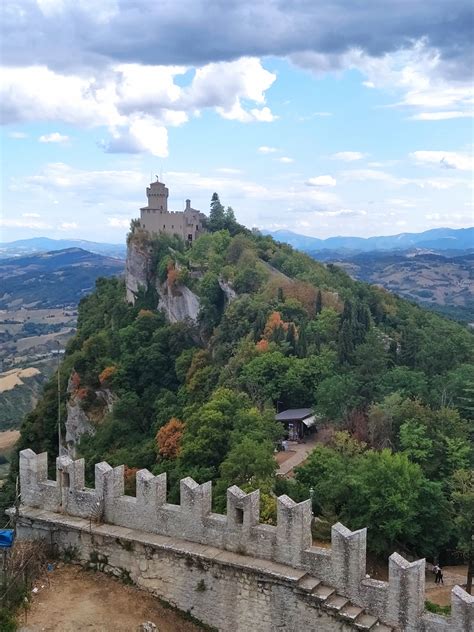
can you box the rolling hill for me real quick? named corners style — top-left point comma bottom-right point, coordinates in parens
top-left (0, 237), bottom-right (126, 260)
top-left (0, 248), bottom-right (124, 309)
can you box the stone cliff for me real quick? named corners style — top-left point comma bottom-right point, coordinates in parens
top-left (126, 236), bottom-right (201, 324)
top-left (157, 279), bottom-right (200, 323)
top-left (125, 239), bottom-right (152, 304)
top-left (64, 372), bottom-right (115, 458)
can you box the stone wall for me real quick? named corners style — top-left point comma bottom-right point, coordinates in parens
top-left (15, 449), bottom-right (474, 632)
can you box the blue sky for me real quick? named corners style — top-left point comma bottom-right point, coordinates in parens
top-left (1, 1), bottom-right (473, 242)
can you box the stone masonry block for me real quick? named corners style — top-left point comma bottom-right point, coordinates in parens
top-left (136, 469), bottom-right (167, 509)
top-left (451, 584), bottom-right (474, 632)
top-left (226, 486), bottom-right (260, 531)
top-left (331, 522), bottom-right (366, 603)
top-left (387, 552), bottom-right (425, 631)
top-left (94, 461), bottom-right (112, 498)
top-left (276, 495), bottom-right (312, 566)
top-left (180, 477), bottom-right (212, 518)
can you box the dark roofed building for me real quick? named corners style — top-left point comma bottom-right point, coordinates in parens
top-left (275, 408), bottom-right (317, 441)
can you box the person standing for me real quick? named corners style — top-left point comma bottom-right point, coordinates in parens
top-left (436, 566), bottom-right (444, 585)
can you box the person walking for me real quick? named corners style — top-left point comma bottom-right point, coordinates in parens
top-left (433, 564), bottom-right (440, 583)
top-left (436, 566), bottom-right (444, 585)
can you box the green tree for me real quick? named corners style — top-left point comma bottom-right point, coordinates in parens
top-left (315, 290), bottom-right (322, 315)
top-left (208, 192), bottom-right (226, 231)
top-left (451, 469), bottom-right (474, 593)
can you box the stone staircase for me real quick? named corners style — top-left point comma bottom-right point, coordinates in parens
top-left (296, 574), bottom-right (394, 631)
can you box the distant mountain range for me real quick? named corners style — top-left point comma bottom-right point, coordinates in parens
top-left (0, 237), bottom-right (126, 260)
top-left (266, 227), bottom-right (474, 254)
top-left (0, 248), bottom-right (124, 309)
top-left (327, 250), bottom-right (474, 323)
top-left (265, 227), bottom-right (474, 323)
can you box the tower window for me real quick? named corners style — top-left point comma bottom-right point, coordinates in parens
top-left (235, 508), bottom-right (244, 524)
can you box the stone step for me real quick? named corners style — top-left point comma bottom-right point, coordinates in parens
top-left (371, 624), bottom-right (393, 632)
top-left (312, 583), bottom-right (336, 601)
top-left (297, 574), bottom-right (322, 593)
top-left (354, 613), bottom-right (380, 630)
top-left (339, 603), bottom-right (365, 622)
top-left (324, 594), bottom-right (349, 612)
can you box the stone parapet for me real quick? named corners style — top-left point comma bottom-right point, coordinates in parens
top-left (17, 449), bottom-right (473, 632)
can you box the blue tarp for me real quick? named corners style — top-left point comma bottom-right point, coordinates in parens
top-left (0, 530), bottom-right (14, 548)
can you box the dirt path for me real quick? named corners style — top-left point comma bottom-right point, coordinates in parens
top-left (0, 429), bottom-right (20, 451)
top-left (425, 565), bottom-right (468, 606)
top-left (18, 564), bottom-right (202, 632)
top-left (276, 436), bottom-right (319, 476)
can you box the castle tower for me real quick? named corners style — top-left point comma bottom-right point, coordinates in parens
top-left (142, 178), bottom-right (169, 212)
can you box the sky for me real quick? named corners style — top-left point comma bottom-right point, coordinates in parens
top-left (1, 0), bottom-right (473, 243)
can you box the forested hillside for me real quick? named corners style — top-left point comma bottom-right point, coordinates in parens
top-left (8, 196), bottom-right (474, 569)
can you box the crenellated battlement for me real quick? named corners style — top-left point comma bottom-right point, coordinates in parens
top-left (17, 449), bottom-right (474, 631)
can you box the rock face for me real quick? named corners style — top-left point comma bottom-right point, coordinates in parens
top-left (125, 240), bottom-right (151, 304)
top-left (65, 400), bottom-right (95, 459)
top-left (65, 374), bottom-right (116, 458)
top-left (157, 280), bottom-right (200, 324)
top-left (218, 278), bottom-right (237, 303)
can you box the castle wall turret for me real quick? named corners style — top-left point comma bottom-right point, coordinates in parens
top-left (13, 448), bottom-right (474, 632)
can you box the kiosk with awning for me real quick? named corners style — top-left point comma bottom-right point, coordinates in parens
top-left (275, 408), bottom-right (317, 441)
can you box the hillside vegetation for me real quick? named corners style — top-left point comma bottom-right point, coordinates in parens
top-left (314, 251), bottom-right (474, 323)
top-left (7, 196), bottom-right (474, 568)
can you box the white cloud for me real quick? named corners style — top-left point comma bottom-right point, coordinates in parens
top-left (258, 146), bottom-right (278, 153)
top-left (8, 131), bottom-right (28, 138)
top-left (107, 217), bottom-right (130, 228)
top-left (19, 162), bottom-right (146, 198)
top-left (410, 151), bottom-right (473, 171)
top-left (306, 175), bottom-right (337, 187)
top-left (411, 111), bottom-right (473, 121)
top-left (1, 57), bottom-right (277, 156)
top-left (332, 151), bottom-right (366, 161)
top-left (278, 156), bottom-right (294, 163)
top-left (0, 217), bottom-right (52, 230)
top-left (22, 212), bottom-right (41, 218)
top-left (298, 111), bottom-right (332, 120)
top-left (294, 41), bottom-right (473, 119)
top-left (39, 132), bottom-right (69, 143)
top-left (59, 221), bottom-right (78, 231)
top-left (216, 168), bottom-right (242, 174)
top-left (343, 169), bottom-right (396, 182)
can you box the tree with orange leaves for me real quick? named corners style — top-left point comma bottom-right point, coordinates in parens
top-left (263, 311), bottom-right (288, 339)
top-left (156, 417), bottom-right (185, 459)
top-left (167, 260), bottom-right (178, 287)
top-left (98, 365), bottom-right (117, 385)
top-left (255, 339), bottom-right (269, 352)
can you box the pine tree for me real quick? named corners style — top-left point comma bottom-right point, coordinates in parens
top-left (209, 193), bottom-right (226, 231)
top-left (388, 339), bottom-right (398, 367)
top-left (253, 311), bottom-right (267, 342)
top-left (315, 290), bottom-right (322, 315)
top-left (286, 323), bottom-right (297, 355)
top-left (277, 287), bottom-right (284, 303)
top-left (297, 324), bottom-right (307, 358)
top-left (338, 319), bottom-right (354, 364)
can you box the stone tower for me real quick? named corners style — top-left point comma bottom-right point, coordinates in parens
top-left (142, 178), bottom-right (169, 211)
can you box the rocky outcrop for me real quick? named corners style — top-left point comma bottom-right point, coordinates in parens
top-left (126, 240), bottom-right (152, 304)
top-left (157, 279), bottom-right (200, 324)
top-left (64, 400), bottom-right (95, 459)
top-left (125, 235), bottom-right (201, 323)
top-left (218, 278), bottom-right (237, 303)
top-left (65, 373), bottom-right (116, 458)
